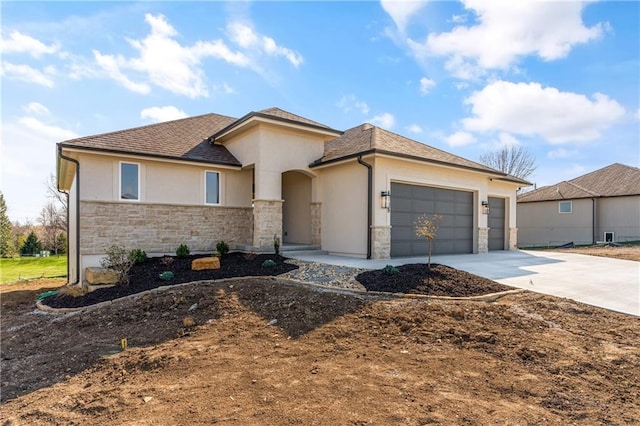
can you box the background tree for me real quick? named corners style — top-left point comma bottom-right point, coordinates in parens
top-left (38, 174), bottom-right (67, 254)
top-left (45, 173), bottom-right (68, 230)
top-left (415, 214), bottom-right (442, 282)
top-left (21, 231), bottom-right (43, 256)
top-left (479, 145), bottom-right (536, 181)
top-left (0, 191), bottom-right (17, 257)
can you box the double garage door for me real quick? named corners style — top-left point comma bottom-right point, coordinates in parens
top-left (390, 183), bottom-right (474, 257)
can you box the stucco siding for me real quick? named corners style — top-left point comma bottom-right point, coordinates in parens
top-left (319, 161), bottom-right (368, 257)
top-left (517, 199), bottom-right (593, 247)
top-left (596, 196), bottom-right (640, 242)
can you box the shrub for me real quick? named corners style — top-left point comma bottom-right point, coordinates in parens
top-left (161, 256), bottom-right (174, 265)
top-left (176, 244), bottom-right (190, 258)
top-left (273, 234), bottom-right (280, 256)
top-left (100, 244), bottom-right (133, 285)
top-left (382, 264), bottom-right (400, 275)
top-left (20, 231), bottom-right (43, 256)
top-left (129, 248), bottom-right (147, 264)
top-left (159, 271), bottom-right (174, 281)
top-left (216, 241), bottom-right (229, 257)
top-left (261, 259), bottom-right (276, 268)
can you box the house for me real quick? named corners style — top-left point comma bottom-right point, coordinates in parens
top-left (57, 107), bottom-right (528, 283)
top-left (517, 163), bottom-right (640, 247)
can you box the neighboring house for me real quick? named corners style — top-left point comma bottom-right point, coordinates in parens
top-left (57, 107), bottom-right (528, 283)
top-left (517, 163), bottom-right (640, 247)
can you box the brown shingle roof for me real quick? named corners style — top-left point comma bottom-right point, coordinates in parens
top-left (258, 107), bottom-right (334, 129)
top-left (60, 113), bottom-right (241, 166)
top-left (312, 123), bottom-right (528, 183)
top-left (518, 163), bottom-right (640, 202)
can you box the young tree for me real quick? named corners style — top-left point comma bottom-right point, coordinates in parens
top-left (21, 231), bottom-right (43, 256)
top-left (415, 214), bottom-right (442, 281)
top-left (479, 145), bottom-right (536, 181)
top-left (0, 191), bottom-right (17, 257)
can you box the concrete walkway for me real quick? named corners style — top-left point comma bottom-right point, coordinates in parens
top-left (288, 250), bottom-right (640, 316)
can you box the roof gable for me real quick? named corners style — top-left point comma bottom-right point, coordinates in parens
top-left (60, 113), bottom-right (241, 166)
top-left (518, 163), bottom-right (640, 202)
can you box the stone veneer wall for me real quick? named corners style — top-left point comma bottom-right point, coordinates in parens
top-left (253, 200), bottom-right (283, 248)
top-left (478, 227), bottom-right (489, 253)
top-left (371, 226), bottom-right (391, 259)
top-left (509, 227), bottom-right (518, 250)
top-left (310, 202), bottom-right (321, 246)
top-left (80, 201), bottom-right (253, 255)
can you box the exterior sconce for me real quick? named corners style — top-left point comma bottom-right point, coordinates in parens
top-left (381, 191), bottom-right (391, 210)
top-left (481, 200), bottom-right (490, 215)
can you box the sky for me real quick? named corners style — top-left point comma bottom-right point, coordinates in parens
top-left (1, 0), bottom-right (639, 223)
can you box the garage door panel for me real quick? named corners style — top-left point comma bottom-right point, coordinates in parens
top-left (391, 183), bottom-right (473, 256)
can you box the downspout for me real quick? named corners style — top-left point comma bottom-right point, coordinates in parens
top-left (592, 197), bottom-right (596, 244)
top-left (57, 143), bottom-right (80, 285)
top-left (357, 156), bottom-right (372, 259)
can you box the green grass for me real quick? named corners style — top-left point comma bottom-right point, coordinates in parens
top-left (0, 255), bottom-right (68, 284)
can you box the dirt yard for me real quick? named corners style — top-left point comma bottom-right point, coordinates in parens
top-left (2, 272), bottom-right (639, 425)
top-left (549, 243), bottom-right (640, 262)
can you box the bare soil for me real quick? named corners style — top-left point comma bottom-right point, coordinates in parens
top-left (550, 244), bottom-right (640, 262)
top-left (2, 253), bottom-right (639, 425)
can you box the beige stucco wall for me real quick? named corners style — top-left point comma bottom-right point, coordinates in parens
top-left (596, 196), bottom-right (640, 242)
top-left (318, 161), bottom-right (368, 257)
top-left (282, 171), bottom-right (312, 244)
top-left (517, 198), bottom-right (593, 247)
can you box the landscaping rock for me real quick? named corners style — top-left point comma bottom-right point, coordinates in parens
top-left (191, 257), bottom-right (220, 271)
top-left (85, 267), bottom-right (118, 285)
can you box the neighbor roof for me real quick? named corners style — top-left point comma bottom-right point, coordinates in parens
top-left (518, 163), bottom-right (640, 203)
top-left (311, 123), bottom-right (529, 184)
top-left (59, 113), bottom-right (241, 166)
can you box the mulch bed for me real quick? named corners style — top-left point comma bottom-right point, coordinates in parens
top-left (43, 253), bottom-right (298, 309)
top-left (356, 264), bottom-right (514, 297)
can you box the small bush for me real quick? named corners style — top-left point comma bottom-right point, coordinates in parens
top-left (159, 271), bottom-right (174, 281)
top-left (382, 264), bottom-right (400, 275)
top-left (100, 244), bottom-right (133, 285)
top-left (176, 244), bottom-right (190, 258)
top-left (261, 259), bottom-right (276, 268)
top-left (273, 234), bottom-right (280, 256)
top-left (161, 256), bottom-right (174, 266)
top-left (129, 248), bottom-right (147, 264)
top-left (216, 241), bottom-right (229, 256)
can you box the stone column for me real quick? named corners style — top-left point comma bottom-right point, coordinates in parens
top-left (478, 227), bottom-right (489, 253)
top-left (371, 225), bottom-right (391, 259)
top-left (253, 200), bottom-right (283, 249)
top-left (310, 202), bottom-right (321, 246)
top-left (509, 227), bottom-right (518, 250)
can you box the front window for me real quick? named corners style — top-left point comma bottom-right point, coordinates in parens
top-left (558, 201), bottom-right (572, 214)
top-left (120, 162), bottom-right (139, 200)
top-left (205, 171), bottom-right (220, 204)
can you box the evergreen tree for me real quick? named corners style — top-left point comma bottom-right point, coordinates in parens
top-left (21, 231), bottom-right (43, 256)
top-left (0, 191), bottom-right (17, 257)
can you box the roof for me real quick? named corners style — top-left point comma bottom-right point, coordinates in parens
top-left (59, 113), bottom-right (241, 166)
top-left (518, 163), bottom-right (640, 202)
top-left (311, 123), bottom-right (529, 184)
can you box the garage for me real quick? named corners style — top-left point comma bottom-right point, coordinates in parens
top-left (390, 182), bottom-right (474, 257)
top-left (488, 197), bottom-right (505, 250)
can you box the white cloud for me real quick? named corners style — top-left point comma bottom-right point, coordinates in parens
top-left (227, 22), bottom-right (303, 67)
top-left (492, 132), bottom-right (520, 148)
top-left (22, 102), bottom-right (50, 116)
top-left (403, 1), bottom-right (604, 79)
top-left (462, 81), bottom-right (625, 143)
top-left (547, 148), bottom-right (578, 160)
top-left (337, 94), bottom-right (370, 115)
top-left (419, 77), bottom-right (436, 95)
top-left (406, 124), bottom-right (423, 134)
top-left (93, 50), bottom-right (151, 94)
top-left (370, 112), bottom-right (396, 129)
top-left (140, 106), bottom-right (188, 123)
top-left (380, 0), bottom-right (428, 33)
top-left (213, 82), bottom-right (235, 94)
top-left (0, 31), bottom-right (59, 58)
top-left (18, 116), bottom-right (79, 141)
top-left (0, 61), bottom-right (56, 87)
top-left (445, 130), bottom-right (476, 147)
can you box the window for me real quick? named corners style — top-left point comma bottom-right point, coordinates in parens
top-left (120, 162), bottom-right (139, 200)
top-left (558, 201), bottom-right (572, 214)
top-left (205, 171), bottom-right (220, 204)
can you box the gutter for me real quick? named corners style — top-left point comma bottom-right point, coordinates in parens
top-left (357, 156), bottom-right (372, 259)
top-left (57, 143), bottom-right (80, 285)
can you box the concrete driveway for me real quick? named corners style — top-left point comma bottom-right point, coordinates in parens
top-left (288, 250), bottom-right (640, 316)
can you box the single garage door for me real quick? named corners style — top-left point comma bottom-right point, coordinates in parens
top-left (390, 182), bottom-right (473, 257)
top-left (488, 197), bottom-right (505, 250)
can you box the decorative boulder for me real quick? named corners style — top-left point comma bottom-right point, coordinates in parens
top-left (85, 267), bottom-right (118, 285)
top-left (191, 257), bottom-right (220, 271)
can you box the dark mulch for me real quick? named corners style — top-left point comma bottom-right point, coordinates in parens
top-left (356, 264), bottom-right (514, 297)
top-left (43, 253), bottom-right (298, 309)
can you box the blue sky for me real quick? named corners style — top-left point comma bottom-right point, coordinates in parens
top-left (2, 1), bottom-right (638, 223)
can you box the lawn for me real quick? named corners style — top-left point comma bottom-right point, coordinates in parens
top-left (0, 255), bottom-right (67, 284)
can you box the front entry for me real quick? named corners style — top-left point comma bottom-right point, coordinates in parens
top-left (281, 171), bottom-right (312, 244)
